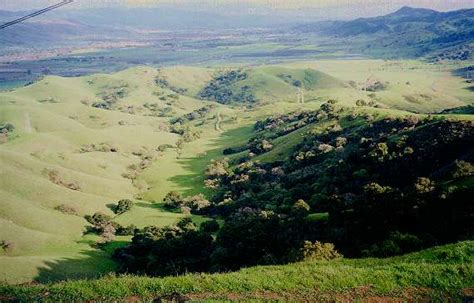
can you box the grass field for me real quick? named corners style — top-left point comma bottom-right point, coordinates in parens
top-left (0, 59), bottom-right (472, 284)
top-left (1, 241), bottom-right (472, 302)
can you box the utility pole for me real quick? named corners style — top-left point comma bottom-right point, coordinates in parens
top-left (296, 83), bottom-right (305, 104)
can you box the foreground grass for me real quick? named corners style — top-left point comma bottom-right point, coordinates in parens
top-left (1, 241), bottom-right (472, 302)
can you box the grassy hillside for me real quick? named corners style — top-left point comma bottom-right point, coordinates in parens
top-left (1, 241), bottom-right (472, 302)
top-left (0, 67), bottom-right (225, 284)
top-left (0, 60), bottom-right (471, 284)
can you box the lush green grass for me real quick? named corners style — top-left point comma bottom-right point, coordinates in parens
top-left (1, 241), bottom-right (472, 302)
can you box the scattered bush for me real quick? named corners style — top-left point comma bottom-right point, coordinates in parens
top-left (0, 240), bottom-right (15, 252)
top-left (157, 144), bottom-right (174, 152)
top-left (414, 177), bottom-right (435, 194)
top-left (163, 191), bottom-right (183, 209)
top-left (85, 212), bottom-right (112, 232)
top-left (113, 199), bottom-right (134, 215)
top-left (292, 199), bottom-right (310, 215)
top-left (163, 192), bottom-right (210, 212)
top-left (54, 204), bottom-right (78, 216)
top-left (365, 81), bottom-right (387, 92)
top-left (183, 194), bottom-right (211, 211)
top-left (0, 122), bottom-right (14, 134)
top-left (79, 142), bottom-right (118, 153)
top-left (205, 159), bottom-right (230, 178)
top-left (98, 223), bottom-right (116, 244)
top-left (452, 160), bottom-right (474, 178)
top-left (300, 241), bottom-right (342, 261)
top-left (46, 169), bottom-right (81, 191)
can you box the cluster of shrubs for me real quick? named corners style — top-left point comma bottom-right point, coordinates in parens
top-left (85, 208), bottom-right (138, 244)
top-left (154, 74), bottom-right (188, 94)
top-left (0, 122), bottom-right (14, 134)
top-left (112, 199), bottom-right (134, 215)
top-left (46, 169), bottom-right (81, 191)
top-left (225, 100), bottom-right (343, 157)
top-left (0, 122), bottom-right (14, 142)
top-left (363, 80), bottom-right (387, 92)
top-left (122, 149), bottom-right (156, 181)
top-left (143, 103), bottom-right (175, 117)
top-left (163, 191), bottom-right (210, 214)
top-left (355, 99), bottom-right (377, 107)
top-left (198, 70), bottom-right (257, 104)
top-left (170, 105), bottom-right (216, 125)
top-left (79, 142), bottom-right (118, 153)
top-left (85, 212), bottom-right (116, 245)
top-left (170, 124), bottom-right (202, 143)
top-left (54, 204), bottom-right (78, 216)
top-left (92, 83), bottom-right (129, 110)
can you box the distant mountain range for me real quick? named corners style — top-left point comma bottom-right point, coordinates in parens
top-left (0, 6), bottom-right (296, 48)
top-left (1, 6), bottom-right (473, 60)
top-left (294, 6), bottom-right (474, 60)
top-left (0, 10), bottom-right (134, 47)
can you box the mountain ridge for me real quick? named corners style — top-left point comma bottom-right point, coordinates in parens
top-left (293, 6), bottom-right (474, 60)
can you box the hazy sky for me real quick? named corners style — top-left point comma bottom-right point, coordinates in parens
top-left (1, 0), bottom-right (473, 20)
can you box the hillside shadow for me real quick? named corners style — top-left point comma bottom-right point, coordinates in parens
top-left (451, 65), bottom-right (473, 78)
top-left (135, 201), bottom-right (162, 209)
top-left (168, 125), bottom-right (253, 197)
top-left (34, 249), bottom-right (119, 284)
top-left (135, 202), bottom-right (182, 214)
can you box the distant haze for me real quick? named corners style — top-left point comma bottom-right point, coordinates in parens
top-left (1, 0), bottom-right (473, 21)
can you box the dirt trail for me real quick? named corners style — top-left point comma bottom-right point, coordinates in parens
top-left (24, 113), bottom-right (33, 133)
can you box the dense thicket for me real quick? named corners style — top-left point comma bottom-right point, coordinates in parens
top-left (114, 104), bottom-right (474, 276)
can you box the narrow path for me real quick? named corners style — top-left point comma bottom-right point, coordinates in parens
top-left (24, 113), bottom-right (33, 133)
top-left (215, 112), bottom-right (223, 132)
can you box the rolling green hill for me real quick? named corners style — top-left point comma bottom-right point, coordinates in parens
top-left (0, 67), bottom-right (226, 283)
top-left (0, 59), bottom-right (472, 285)
top-left (158, 65), bottom-right (345, 105)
